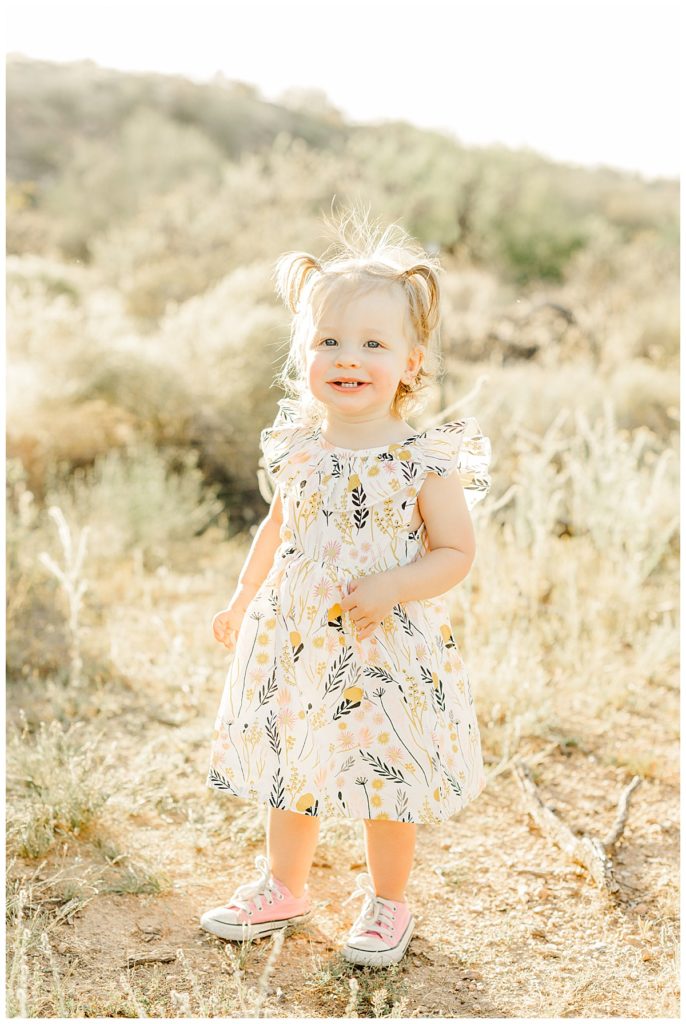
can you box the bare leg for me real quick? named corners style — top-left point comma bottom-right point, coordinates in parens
top-left (362, 819), bottom-right (417, 901)
top-left (267, 807), bottom-right (320, 897)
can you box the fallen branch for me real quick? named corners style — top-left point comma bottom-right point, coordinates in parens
top-left (124, 949), bottom-right (176, 968)
top-left (512, 758), bottom-right (642, 892)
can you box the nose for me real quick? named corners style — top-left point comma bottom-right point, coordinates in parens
top-left (335, 351), bottom-right (361, 367)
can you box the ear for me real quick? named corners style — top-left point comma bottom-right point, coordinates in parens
top-left (403, 344), bottom-right (424, 382)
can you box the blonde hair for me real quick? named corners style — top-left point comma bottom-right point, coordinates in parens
top-left (272, 204), bottom-right (443, 423)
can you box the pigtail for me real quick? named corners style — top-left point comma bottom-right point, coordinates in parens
top-left (400, 263), bottom-right (441, 339)
top-left (273, 251), bottom-right (322, 314)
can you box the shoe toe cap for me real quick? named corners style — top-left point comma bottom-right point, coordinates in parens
top-left (201, 906), bottom-right (246, 928)
top-left (346, 934), bottom-right (389, 953)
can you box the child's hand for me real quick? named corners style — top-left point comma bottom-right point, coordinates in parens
top-left (212, 606), bottom-right (245, 651)
top-left (340, 573), bottom-right (397, 640)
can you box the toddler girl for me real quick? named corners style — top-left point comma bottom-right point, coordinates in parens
top-left (201, 210), bottom-right (491, 968)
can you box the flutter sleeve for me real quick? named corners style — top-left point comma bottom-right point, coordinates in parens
top-left (413, 416), bottom-right (492, 510)
top-left (259, 397), bottom-right (319, 489)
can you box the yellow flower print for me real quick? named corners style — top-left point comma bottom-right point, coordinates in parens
top-left (295, 792), bottom-right (315, 812)
top-left (371, 779), bottom-right (384, 790)
top-left (431, 672), bottom-right (439, 689)
top-left (440, 624), bottom-right (456, 648)
top-left (347, 473), bottom-right (361, 491)
top-left (344, 686), bottom-right (363, 703)
top-left (313, 637), bottom-right (325, 648)
top-left (378, 732), bottom-right (389, 744)
top-left (258, 633), bottom-right (270, 646)
top-left (371, 794), bottom-right (382, 807)
top-left (375, 812), bottom-right (390, 820)
top-left (256, 652), bottom-right (270, 665)
top-left (290, 630), bottom-right (304, 662)
top-left (266, 618), bottom-right (277, 629)
top-left (434, 787), bottom-right (441, 801)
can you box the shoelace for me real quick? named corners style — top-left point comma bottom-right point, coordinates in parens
top-left (225, 854), bottom-right (285, 916)
top-left (342, 872), bottom-right (396, 942)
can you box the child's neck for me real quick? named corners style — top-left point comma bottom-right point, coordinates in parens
top-left (321, 410), bottom-right (413, 449)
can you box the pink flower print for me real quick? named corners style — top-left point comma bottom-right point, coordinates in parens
top-left (313, 576), bottom-right (335, 602)
top-left (373, 712), bottom-right (384, 726)
top-left (325, 633), bottom-right (341, 656)
top-left (415, 643), bottom-right (428, 662)
top-left (290, 451), bottom-right (312, 465)
top-left (277, 707), bottom-right (296, 728)
top-left (364, 644), bottom-right (382, 667)
top-left (322, 539), bottom-right (342, 564)
top-left (357, 726), bottom-right (374, 747)
top-left (277, 689), bottom-right (291, 706)
top-left (314, 766), bottom-right (328, 788)
top-left (385, 745), bottom-right (404, 765)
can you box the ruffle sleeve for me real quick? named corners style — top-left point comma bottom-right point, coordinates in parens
top-left (259, 397), bottom-right (320, 489)
top-left (412, 417), bottom-right (492, 510)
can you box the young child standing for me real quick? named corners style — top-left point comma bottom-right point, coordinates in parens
top-left (202, 211), bottom-right (491, 968)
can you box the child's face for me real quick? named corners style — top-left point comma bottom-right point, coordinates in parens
top-left (305, 282), bottom-right (424, 418)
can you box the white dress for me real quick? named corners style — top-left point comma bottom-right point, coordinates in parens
top-left (206, 397), bottom-right (492, 824)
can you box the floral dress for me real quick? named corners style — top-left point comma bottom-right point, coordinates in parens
top-left (206, 397), bottom-right (492, 824)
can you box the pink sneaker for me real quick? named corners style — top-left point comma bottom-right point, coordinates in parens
top-left (341, 872), bottom-right (415, 967)
top-left (200, 854), bottom-right (312, 941)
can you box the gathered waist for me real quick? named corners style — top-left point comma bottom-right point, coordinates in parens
top-left (270, 538), bottom-right (422, 579)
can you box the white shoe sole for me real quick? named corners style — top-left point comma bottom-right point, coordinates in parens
top-left (342, 916), bottom-right (415, 967)
top-left (200, 909), bottom-right (311, 942)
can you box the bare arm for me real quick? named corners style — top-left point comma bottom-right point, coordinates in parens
top-left (386, 470), bottom-right (475, 603)
top-left (230, 487), bottom-right (284, 610)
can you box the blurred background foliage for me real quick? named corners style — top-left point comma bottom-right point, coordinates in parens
top-left (6, 52), bottom-right (679, 576)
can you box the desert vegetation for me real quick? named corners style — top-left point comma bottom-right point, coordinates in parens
top-left (5, 54), bottom-right (679, 1017)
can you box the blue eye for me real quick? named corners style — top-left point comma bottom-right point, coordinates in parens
top-left (320, 338), bottom-right (382, 348)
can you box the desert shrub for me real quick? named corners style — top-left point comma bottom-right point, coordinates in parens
top-left (41, 107), bottom-right (224, 260)
top-left (6, 459), bottom-right (68, 679)
top-left (44, 443), bottom-right (225, 567)
top-left (90, 133), bottom-right (375, 318)
top-left (6, 714), bottom-right (111, 858)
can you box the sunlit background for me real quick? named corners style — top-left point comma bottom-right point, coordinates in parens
top-left (5, 1), bottom-right (680, 1018)
top-left (6, 0), bottom-right (681, 178)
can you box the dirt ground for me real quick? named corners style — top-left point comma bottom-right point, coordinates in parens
top-left (7, 543), bottom-right (680, 1018)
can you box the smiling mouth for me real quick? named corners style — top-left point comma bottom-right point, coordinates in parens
top-left (329, 381), bottom-right (370, 390)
